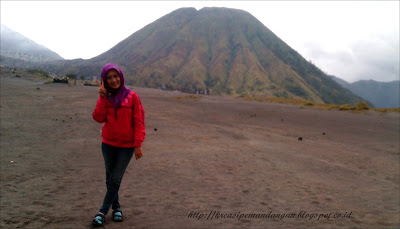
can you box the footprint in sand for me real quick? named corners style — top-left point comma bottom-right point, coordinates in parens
top-left (3, 218), bottom-right (20, 224)
top-left (311, 200), bottom-right (320, 205)
top-left (262, 194), bottom-right (272, 201)
top-left (132, 210), bottom-right (144, 215)
top-left (25, 210), bottom-right (35, 215)
top-left (56, 185), bottom-right (66, 191)
top-left (239, 219), bottom-right (251, 223)
top-left (32, 200), bottom-right (54, 207)
top-left (230, 202), bottom-right (243, 208)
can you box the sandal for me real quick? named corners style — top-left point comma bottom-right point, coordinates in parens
top-left (92, 213), bottom-right (105, 226)
top-left (112, 210), bottom-right (123, 222)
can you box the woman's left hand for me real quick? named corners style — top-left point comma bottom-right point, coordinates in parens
top-left (135, 147), bottom-right (143, 160)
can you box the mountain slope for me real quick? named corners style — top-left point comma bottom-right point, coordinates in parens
top-left (329, 75), bottom-right (351, 88)
top-left (0, 24), bottom-right (64, 62)
top-left (3, 8), bottom-right (366, 105)
top-left (331, 75), bottom-right (399, 108)
top-left (75, 7), bottom-right (362, 105)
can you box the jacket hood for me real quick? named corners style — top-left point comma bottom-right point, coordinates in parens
top-left (100, 63), bottom-right (130, 116)
top-left (100, 62), bottom-right (125, 92)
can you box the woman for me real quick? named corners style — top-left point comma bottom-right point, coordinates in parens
top-left (92, 63), bottom-right (145, 226)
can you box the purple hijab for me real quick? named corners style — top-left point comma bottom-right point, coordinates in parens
top-left (101, 63), bottom-right (130, 115)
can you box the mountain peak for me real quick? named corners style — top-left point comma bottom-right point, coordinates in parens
top-left (8, 7), bottom-right (366, 105)
top-left (1, 24), bottom-right (64, 62)
top-left (85, 7), bottom-right (364, 104)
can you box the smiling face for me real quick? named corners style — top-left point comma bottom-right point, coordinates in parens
top-left (105, 69), bottom-right (121, 89)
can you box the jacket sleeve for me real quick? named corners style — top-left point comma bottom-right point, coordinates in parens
top-left (92, 96), bottom-right (107, 123)
top-left (132, 93), bottom-right (146, 147)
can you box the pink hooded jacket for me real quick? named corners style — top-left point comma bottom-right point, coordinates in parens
top-left (92, 63), bottom-right (145, 148)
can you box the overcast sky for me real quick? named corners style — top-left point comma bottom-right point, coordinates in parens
top-left (1, 1), bottom-right (399, 83)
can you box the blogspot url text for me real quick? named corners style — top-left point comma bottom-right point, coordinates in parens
top-left (188, 210), bottom-right (353, 221)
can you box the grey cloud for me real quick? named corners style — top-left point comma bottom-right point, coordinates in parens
top-left (351, 39), bottom-right (399, 81)
top-left (301, 38), bottom-right (399, 83)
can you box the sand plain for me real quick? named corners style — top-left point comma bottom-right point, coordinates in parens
top-left (0, 71), bottom-right (399, 228)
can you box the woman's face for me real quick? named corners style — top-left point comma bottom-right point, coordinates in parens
top-left (106, 69), bottom-right (121, 89)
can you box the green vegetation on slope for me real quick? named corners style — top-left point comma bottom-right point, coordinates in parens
top-left (15, 7), bottom-right (366, 106)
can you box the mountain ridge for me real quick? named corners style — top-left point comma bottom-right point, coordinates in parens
top-left (330, 75), bottom-right (399, 108)
top-left (1, 8), bottom-right (369, 106)
top-left (82, 7), bottom-right (366, 105)
top-left (0, 24), bottom-right (64, 62)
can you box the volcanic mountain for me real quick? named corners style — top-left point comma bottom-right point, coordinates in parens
top-left (7, 8), bottom-right (367, 105)
top-left (0, 24), bottom-right (64, 63)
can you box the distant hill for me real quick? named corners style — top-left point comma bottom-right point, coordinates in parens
top-left (0, 24), bottom-right (64, 62)
top-left (330, 75), bottom-right (399, 108)
top-left (329, 75), bottom-right (350, 88)
top-left (2, 8), bottom-right (366, 105)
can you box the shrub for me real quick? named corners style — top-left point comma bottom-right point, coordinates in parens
top-left (355, 102), bottom-right (369, 110)
top-left (338, 104), bottom-right (351, 110)
top-left (174, 95), bottom-right (203, 101)
top-left (28, 69), bottom-right (49, 77)
top-left (273, 91), bottom-right (288, 98)
top-left (373, 108), bottom-right (400, 113)
top-left (324, 104), bottom-right (339, 110)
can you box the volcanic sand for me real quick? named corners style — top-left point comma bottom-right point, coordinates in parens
top-left (1, 72), bottom-right (399, 228)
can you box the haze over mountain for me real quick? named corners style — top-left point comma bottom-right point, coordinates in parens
top-left (330, 75), bottom-right (399, 108)
top-left (2, 8), bottom-right (369, 106)
top-left (0, 24), bottom-right (64, 63)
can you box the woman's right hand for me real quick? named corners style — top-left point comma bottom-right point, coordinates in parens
top-left (97, 79), bottom-right (107, 97)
